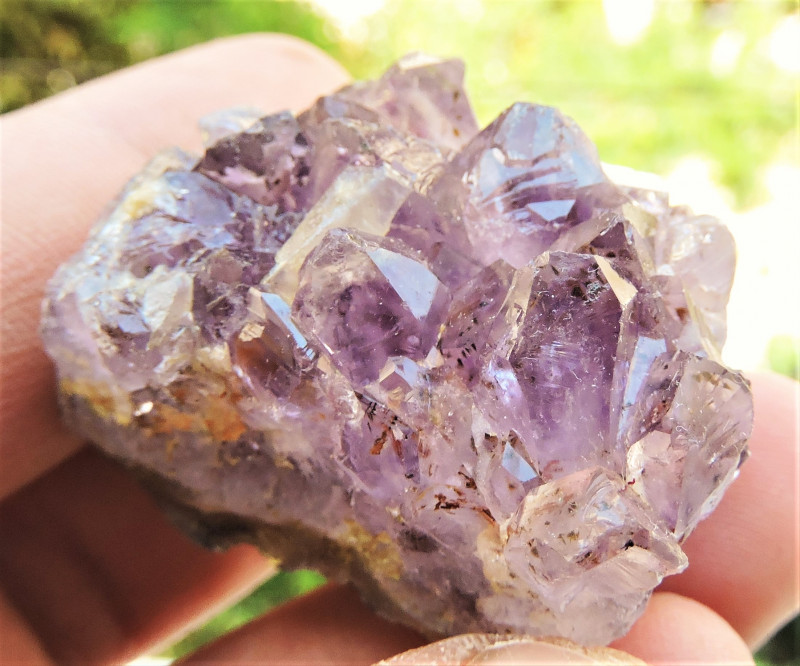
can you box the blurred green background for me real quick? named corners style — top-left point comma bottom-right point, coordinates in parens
top-left (2, 1), bottom-right (797, 663)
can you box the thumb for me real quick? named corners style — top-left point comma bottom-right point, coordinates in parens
top-left (377, 635), bottom-right (643, 665)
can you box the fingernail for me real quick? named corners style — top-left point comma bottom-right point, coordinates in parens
top-left (466, 639), bottom-right (609, 664)
top-left (375, 634), bottom-right (645, 665)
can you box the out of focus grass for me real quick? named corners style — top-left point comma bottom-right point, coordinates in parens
top-left (160, 570), bottom-right (326, 659)
top-left (2, 1), bottom-right (797, 663)
top-left (767, 335), bottom-right (800, 380)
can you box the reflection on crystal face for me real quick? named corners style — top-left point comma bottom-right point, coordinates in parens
top-left (367, 247), bottom-right (442, 319)
top-left (41, 55), bottom-right (752, 646)
top-left (293, 229), bottom-right (449, 387)
top-left (445, 103), bottom-right (608, 268)
top-left (501, 439), bottom-right (538, 484)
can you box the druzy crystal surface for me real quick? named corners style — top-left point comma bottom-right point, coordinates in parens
top-left (41, 55), bottom-right (753, 645)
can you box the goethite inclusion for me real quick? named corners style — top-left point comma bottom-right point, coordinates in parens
top-left (42, 55), bottom-right (753, 645)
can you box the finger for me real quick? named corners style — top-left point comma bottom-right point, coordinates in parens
top-left (658, 371), bottom-right (800, 648)
top-left (0, 33), bottom-right (350, 499)
top-left (180, 583), bottom-right (425, 666)
top-left (181, 588), bottom-right (753, 666)
top-left (0, 594), bottom-right (54, 665)
top-left (377, 635), bottom-right (643, 665)
top-left (611, 592), bottom-right (754, 665)
top-left (0, 447), bottom-right (274, 665)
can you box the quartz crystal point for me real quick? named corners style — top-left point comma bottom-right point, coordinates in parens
top-left (41, 54), bottom-right (753, 646)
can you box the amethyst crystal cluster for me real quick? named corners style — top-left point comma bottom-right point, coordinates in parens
top-left (42, 55), bottom-right (752, 645)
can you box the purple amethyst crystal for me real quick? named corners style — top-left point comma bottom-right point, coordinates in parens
top-left (41, 55), bottom-right (752, 646)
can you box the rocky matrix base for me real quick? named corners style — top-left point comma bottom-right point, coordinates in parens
top-left (42, 55), bottom-right (753, 645)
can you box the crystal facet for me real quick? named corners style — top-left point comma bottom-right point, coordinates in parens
top-left (41, 55), bottom-right (752, 646)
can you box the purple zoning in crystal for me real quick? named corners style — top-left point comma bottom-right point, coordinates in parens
top-left (41, 54), bottom-right (752, 645)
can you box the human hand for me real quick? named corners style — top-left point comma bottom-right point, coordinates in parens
top-left (1, 34), bottom-right (797, 665)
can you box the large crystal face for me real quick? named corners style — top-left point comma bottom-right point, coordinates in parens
top-left (41, 55), bottom-right (752, 646)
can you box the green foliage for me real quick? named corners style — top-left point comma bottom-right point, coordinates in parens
top-left (160, 569), bottom-right (326, 660)
top-left (755, 616), bottom-right (799, 666)
top-left (0, 0), bottom-right (339, 112)
top-left (767, 335), bottom-right (800, 380)
top-left (1, 0), bottom-right (134, 110)
top-left (112, 0), bottom-right (338, 63)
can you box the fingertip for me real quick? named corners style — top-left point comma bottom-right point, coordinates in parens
top-left (180, 584), bottom-right (425, 665)
top-left (155, 32), bottom-right (352, 120)
top-left (0, 594), bottom-right (54, 665)
top-left (380, 635), bottom-right (643, 665)
top-left (208, 32), bottom-right (350, 83)
top-left (612, 592), bottom-right (754, 665)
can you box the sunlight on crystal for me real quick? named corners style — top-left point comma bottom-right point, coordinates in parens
top-left (709, 30), bottom-right (746, 77)
top-left (602, 0), bottom-right (655, 46)
top-left (368, 247), bottom-right (441, 319)
top-left (501, 441), bottom-right (537, 484)
top-left (620, 337), bottom-right (668, 436)
top-left (133, 401), bottom-right (153, 417)
top-left (769, 13), bottom-right (800, 73)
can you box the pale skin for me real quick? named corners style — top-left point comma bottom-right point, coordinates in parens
top-left (0, 34), bottom-right (797, 665)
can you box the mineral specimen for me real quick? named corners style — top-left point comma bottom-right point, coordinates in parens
top-left (41, 54), bottom-right (753, 646)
